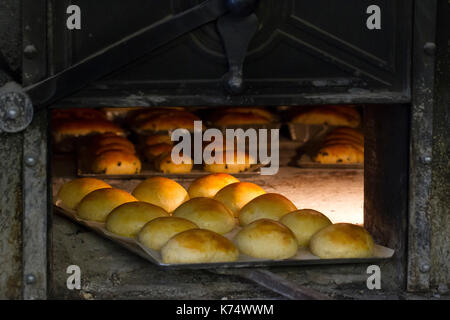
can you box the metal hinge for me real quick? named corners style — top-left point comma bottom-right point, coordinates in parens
top-left (0, 82), bottom-right (34, 133)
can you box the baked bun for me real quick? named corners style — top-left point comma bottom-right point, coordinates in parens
top-left (91, 135), bottom-right (135, 152)
top-left (234, 219), bottom-right (298, 260)
top-left (214, 182), bottom-right (266, 217)
top-left (135, 111), bottom-right (202, 132)
top-left (154, 152), bottom-right (193, 174)
top-left (57, 178), bottom-right (112, 210)
top-left (223, 107), bottom-right (274, 121)
top-left (144, 134), bottom-right (173, 147)
top-left (144, 143), bottom-right (173, 161)
top-left (204, 150), bottom-right (255, 174)
top-left (309, 223), bottom-right (374, 259)
top-left (52, 120), bottom-right (125, 142)
top-left (280, 209), bottom-right (332, 247)
top-left (213, 112), bottom-right (270, 126)
top-left (161, 229), bottom-right (239, 264)
top-left (91, 150), bottom-right (142, 174)
top-left (328, 127), bottom-right (364, 141)
top-left (314, 144), bottom-right (364, 164)
top-left (238, 193), bottom-right (297, 226)
top-left (132, 177), bottom-right (189, 213)
top-left (138, 217), bottom-right (198, 250)
top-left (105, 201), bottom-right (169, 237)
top-left (93, 143), bottom-right (136, 156)
top-left (291, 106), bottom-right (360, 128)
top-left (76, 188), bottom-right (137, 222)
top-left (173, 198), bottom-right (235, 234)
top-left (188, 173), bottom-right (240, 199)
top-left (324, 134), bottom-right (363, 145)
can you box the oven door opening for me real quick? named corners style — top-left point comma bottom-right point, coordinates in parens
top-left (48, 104), bottom-right (408, 299)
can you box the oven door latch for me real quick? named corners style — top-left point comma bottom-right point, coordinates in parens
top-left (0, 0), bottom-right (260, 133)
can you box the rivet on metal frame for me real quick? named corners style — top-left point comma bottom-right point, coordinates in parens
top-left (422, 156), bottom-right (432, 164)
top-left (25, 274), bottom-right (37, 284)
top-left (24, 155), bottom-right (37, 167)
top-left (420, 264), bottom-right (430, 273)
top-left (23, 45), bottom-right (38, 60)
top-left (423, 42), bottom-right (436, 56)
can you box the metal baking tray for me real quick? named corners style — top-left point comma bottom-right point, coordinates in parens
top-left (54, 202), bottom-right (394, 270)
top-left (77, 161), bottom-right (265, 179)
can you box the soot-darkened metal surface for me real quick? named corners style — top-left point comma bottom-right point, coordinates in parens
top-left (50, 0), bottom-right (412, 105)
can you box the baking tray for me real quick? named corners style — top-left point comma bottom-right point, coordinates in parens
top-left (54, 202), bottom-right (394, 270)
top-left (77, 162), bottom-right (265, 179)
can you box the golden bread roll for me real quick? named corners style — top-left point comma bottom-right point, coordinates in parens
top-left (173, 198), bottom-right (235, 234)
top-left (91, 136), bottom-right (136, 152)
top-left (223, 107), bottom-right (274, 121)
top-left (57, 178), bottom-right (112, 210)
top-left (129, 108), bottom-right (189, 126)
top-left (144, 143), bottom-right (173, 161)
top-left (324, 133), bottom-right (364, 145)
top-left (314, 144), bottom-right (364, 164)
top-left (52, 120), bottom-right (125, 143)
top-left (214, 182), bottom-right (266, 217)
top-left (144, 134), bottom-right (173, 147)
top-left (136, 112), bottom-right (202, 132)
top-left (238, 193), bottom-right (297, 226)
top-left (161, 229), bottom-right (239, 264)
top-left (291, 106), bottom-right (360, 128)
top-left (234, 219), bottom-right (298, 260)
top-left (91, 150), bottom-right (142, 174)
top-left (213, 112), bottom-right (270, 126)
top-left (280, 209), bottom-right (332, 247)
top-left (105, 201), bottom-right (169, 238)
top-left (132, 177), bottom-right (189, 213)
top-left (188, 173), bottom-right (240, 199)
top-left (327, 127), bottom-right (364, 141)
top-left (138, 217), bottom-right (198, 250)
top-left (154, 152), bottom-right (193, 174)
top-left (204, 150), bottom-right (255, 174)
top-left (93, 143), bottom-right (136, 156)
top-left (309, 223), bottom-right (374, 259)
top-left (76, 188), bottom-right (137, 222)
top-left (326, 105), bottom-right (361, 119)
top-left (323, 140), bottom-right (364, 153)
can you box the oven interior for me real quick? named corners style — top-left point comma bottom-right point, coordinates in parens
top-left (47, 102), bottom-right (409, 299)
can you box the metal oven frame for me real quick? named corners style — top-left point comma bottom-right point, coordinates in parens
top-left (0, 0), bottom-right (448, 299)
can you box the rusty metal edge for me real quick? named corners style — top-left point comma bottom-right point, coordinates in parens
top-left (407, 0), bottom-right (438, 292)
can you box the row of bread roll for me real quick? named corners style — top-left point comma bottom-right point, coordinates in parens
top-left (142, 133), bottom-right (256, 174)
top-left (86, 133), bottom-right (142, 175)
top-left (290, 105), bottom-right (361, 128)
top-left (56, 175), bottom-right (374, 264)
top-left (314, 127), bottom-right (364, 164)
top-left (56, 177), bottom-right (238, 263)
top-left (52, 109), bottom-right (126, 153)
top-left (142, 133), bottom-right (194, 174)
